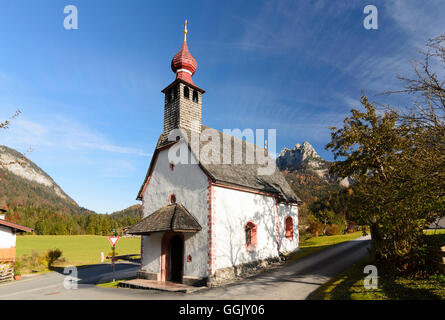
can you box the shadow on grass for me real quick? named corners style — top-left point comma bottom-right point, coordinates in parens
top-left (377, 272), bottom-right (444, 300)
top-left (308, 258), bottom-right (445, 300)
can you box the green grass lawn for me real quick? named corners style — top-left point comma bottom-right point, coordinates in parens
top-left (308, 258), bottom-right (445, 300)
top-left (308, 230), bottom-right (445, 300)
top-left (285, 231), bottom-right (364, 262)
top-left (96, 278), bottom-right (134, 288)
top-left (16, 235), bottom-right (141, 267)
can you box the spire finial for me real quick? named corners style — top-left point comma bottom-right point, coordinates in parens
top-left (184, 20), bottom-right (188, 41)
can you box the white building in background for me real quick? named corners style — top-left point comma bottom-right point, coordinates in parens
top-left (128, 25), bottom-right (301, 286)
top-left (0, 205), bottom-right (33, 262)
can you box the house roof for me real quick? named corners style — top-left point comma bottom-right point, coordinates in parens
top-left (127, 203), bottom-right (202, 235)
top-left (0, 219), bottom-right (33, 233)
top-left (137, 125), bottom-right (301, 204)
top-left (428, 216), bottom-right (445, 229)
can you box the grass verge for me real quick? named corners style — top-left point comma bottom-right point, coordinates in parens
top-left (285, 231), bottom-right (364, 262)
top-left (308, 230), bottom-right (445, 300)
top-left (97, 278), bottom-right (135, 289)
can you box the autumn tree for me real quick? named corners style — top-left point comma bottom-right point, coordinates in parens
top-left (326, 35), bottom-right (445, 273)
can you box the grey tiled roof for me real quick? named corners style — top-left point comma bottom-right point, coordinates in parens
top-left (428, 216), bottom-right (445, 229)
top-left (137, 125), bottom-right (301, 204)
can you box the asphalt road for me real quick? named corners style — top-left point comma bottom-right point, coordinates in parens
top-left (0, 235), bottom-right (371, 300)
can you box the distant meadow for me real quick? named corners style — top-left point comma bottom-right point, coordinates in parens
top-left (16, 235), bottom-right (141, 266)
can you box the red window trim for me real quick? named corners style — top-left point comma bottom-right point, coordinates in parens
top-left (244, 221), bottom-right (257, 251)
top-left (285, 216), bottom-right (293, 240)
top-left (169, 194), bottom-right (176, 204)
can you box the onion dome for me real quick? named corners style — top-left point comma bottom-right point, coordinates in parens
top-left (171, 20), bottom-right (197, 85)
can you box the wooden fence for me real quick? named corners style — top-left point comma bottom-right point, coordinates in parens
top-left (0, 263), bottom-right (14, 283)
top-left (0, 247), bottom-right (16, 262)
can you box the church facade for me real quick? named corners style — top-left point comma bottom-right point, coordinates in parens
top-left (128, 23), bottom-right (301, 286)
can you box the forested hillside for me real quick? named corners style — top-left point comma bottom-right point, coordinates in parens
top-left (0, 145), bottom-right (141, 235)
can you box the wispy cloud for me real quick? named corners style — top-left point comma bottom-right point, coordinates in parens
top-left (79, 142), bottom-right (151, 157)
top-left (1, 114), bottom-right (152, 158)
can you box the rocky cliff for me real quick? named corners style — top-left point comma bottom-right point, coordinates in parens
top-left (276, 141), bottom-right (352, 188)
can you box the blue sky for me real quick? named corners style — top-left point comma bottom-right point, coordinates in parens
top-left (0, 0), bottom-right (444, 213)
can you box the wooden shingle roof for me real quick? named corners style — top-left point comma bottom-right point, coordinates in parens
top-left (127, 203), bottom-right (202, 235)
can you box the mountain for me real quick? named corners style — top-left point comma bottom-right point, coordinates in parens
top-left (111, 204), bottom-right (141, 220)
top-left (277, 142), bottom-right (330, 177)
top-left (276, 142), bottom-right (352, 187)
top-left (0, 145), bottom-right (139, 234)
top-left (0, 145), bottom-right (83, 213)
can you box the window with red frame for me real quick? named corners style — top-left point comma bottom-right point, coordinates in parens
top-left (169, 194), bottom-right (176, 204)
top-left (245, 222), bottom-right (257, 249)
top-left (285, 216), bottom-right (293, 239)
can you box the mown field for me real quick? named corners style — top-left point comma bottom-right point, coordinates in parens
top-left (16, 235), bottom-right (141, 266)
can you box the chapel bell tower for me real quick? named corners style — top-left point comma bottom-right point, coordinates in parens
top-left (162, 20), bottom-right (205, 135)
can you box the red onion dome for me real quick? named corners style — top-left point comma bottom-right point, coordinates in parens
top-left (171, 39), bottom-right (197, 84)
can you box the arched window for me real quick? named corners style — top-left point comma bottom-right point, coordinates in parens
top-left (169, 194), bottom-right (176, 204)
top-left (245, 221), bottom-right (257, 250)
top-left (285, 216), bottom-right (293, 240)
top-left (192, 90), bottom-right (199, 103)
top-left (184, 86), bottom-right (190, 99)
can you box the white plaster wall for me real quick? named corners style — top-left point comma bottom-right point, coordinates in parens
top-left (0, 225), bottom-right (16, 248)
top-left (141, 142), bottom-right (210, 278)
top-left (213, 186), bottom-right (280, 271)
top-left (277, 203), bottom-right (299, 253)
top-left (141, 232), bottom-right (162, 273)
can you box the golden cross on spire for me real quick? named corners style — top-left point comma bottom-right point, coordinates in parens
top-left (184, 20), bottom-right (188, 41)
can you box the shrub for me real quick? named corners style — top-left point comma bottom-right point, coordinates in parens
top-left (45, 249), bottom-right (63, 268)
top-left (307, 221), bottom-right (323, 237)
top-left (27, 251), bottom-right (46, 269)
top-left (15, 251), bottom-right (47, 274)
top-left (326, 224), bottom-right (342, 236)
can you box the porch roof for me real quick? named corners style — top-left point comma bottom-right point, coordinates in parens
top-left (127, 203), bottom-right (202, 235)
